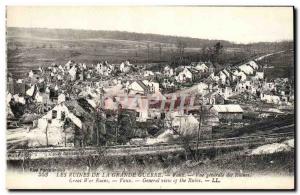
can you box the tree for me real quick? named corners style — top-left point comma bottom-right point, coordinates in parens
top-left (158, 44), bottom-right (163, 61)
top-left (164, 117), bottom-right (197, 161)
top-left (117, 110), bottom-right (136, 144)
top-left (176, 39), bottom-right (186, 64)
top-left (147, 43), bottom-right (150, 63)
top-left (94, 110), bottom-right (106, 146)
top-left (212, 42), bottom-right (223, 62)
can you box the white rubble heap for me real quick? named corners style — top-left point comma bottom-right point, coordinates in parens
top-left (250, 139), bottom-right (294, 155)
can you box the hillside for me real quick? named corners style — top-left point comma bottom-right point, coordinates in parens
top-left (213, 114), bottom-right (295, 139)
top-left (6, 27), bottom-right (294, 78)
top-left (259, 50), bottom-right (295, 80)
top-left (7, 27), bottom-right (233, 48)
top-left (7, 27), bottom-right (293, 49)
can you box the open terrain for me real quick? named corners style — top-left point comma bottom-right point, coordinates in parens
top-left (7, 27), bottom-right (293, 79)
top-left (259, 49), bottom-right (295, 80)
top-left (8, 149), bottom-right (294, 177)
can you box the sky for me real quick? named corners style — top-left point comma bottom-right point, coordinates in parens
top-left (6, 6), bottom-right (293, 44)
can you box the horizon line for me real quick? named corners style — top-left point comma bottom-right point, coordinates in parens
top-left (6, 26), bottom-right (293, 45)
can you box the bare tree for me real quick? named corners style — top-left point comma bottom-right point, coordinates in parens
top-left (212, 42), bottom-right (223, 62)
top-left (158, 44), bottom-right (163, 61)
top-left (176, 39), bottom-right (186, 64)
top-left (165, 118), bottom-right (197, 161)
top-left (147, 43), bottom-right (150, 63)
top-left (45, 122), bottom-right (49, 147)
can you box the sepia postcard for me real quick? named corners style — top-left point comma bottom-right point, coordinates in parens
top-left (6, 6), bottom-right (295, 190)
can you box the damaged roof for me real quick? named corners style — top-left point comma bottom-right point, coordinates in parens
top-left (212, 104), bottom-right (243, 113)
top-left (64, 100), bottom-right (93, 120)
top-left (136, 80), bottom-right (150, 91)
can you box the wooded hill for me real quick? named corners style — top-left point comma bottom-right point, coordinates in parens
top-left (7, 27), bottom-right (293, 50)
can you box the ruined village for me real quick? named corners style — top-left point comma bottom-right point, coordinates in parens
top-left (6, 28), bottom-right (295, 175)
top-left (7, 50), bottom-right (294, 146)
top-left (3, 5), bottom-right (297, 191)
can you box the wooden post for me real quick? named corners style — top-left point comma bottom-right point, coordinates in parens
top-left (45, 122), bottom-right (49, 147)
top-left (64, 129), bottom-right (67, 147)
top-left (147, 43), bottom-right (150, 63)
top-left (196, 106), bottom-right (202, 161)
top-left (96, 113), bottom-right (99, 146)
top-left (115, 126), bottom-right (118, 144)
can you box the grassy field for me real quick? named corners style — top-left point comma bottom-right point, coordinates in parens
top-left (7, 35), bottom-right (252, 78)
top-left (7, 149), bottom-right (294, 176)
top-left (259, 50), bottom-right (294, 80)
top-left (7, 36), bottom-right (167, 78)
top-left (6, 37), bottom-right (205, 77)
top-left (7, 28), bottom-right (293, 79)
top-left (212, 114), bottom-right (294, 139)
